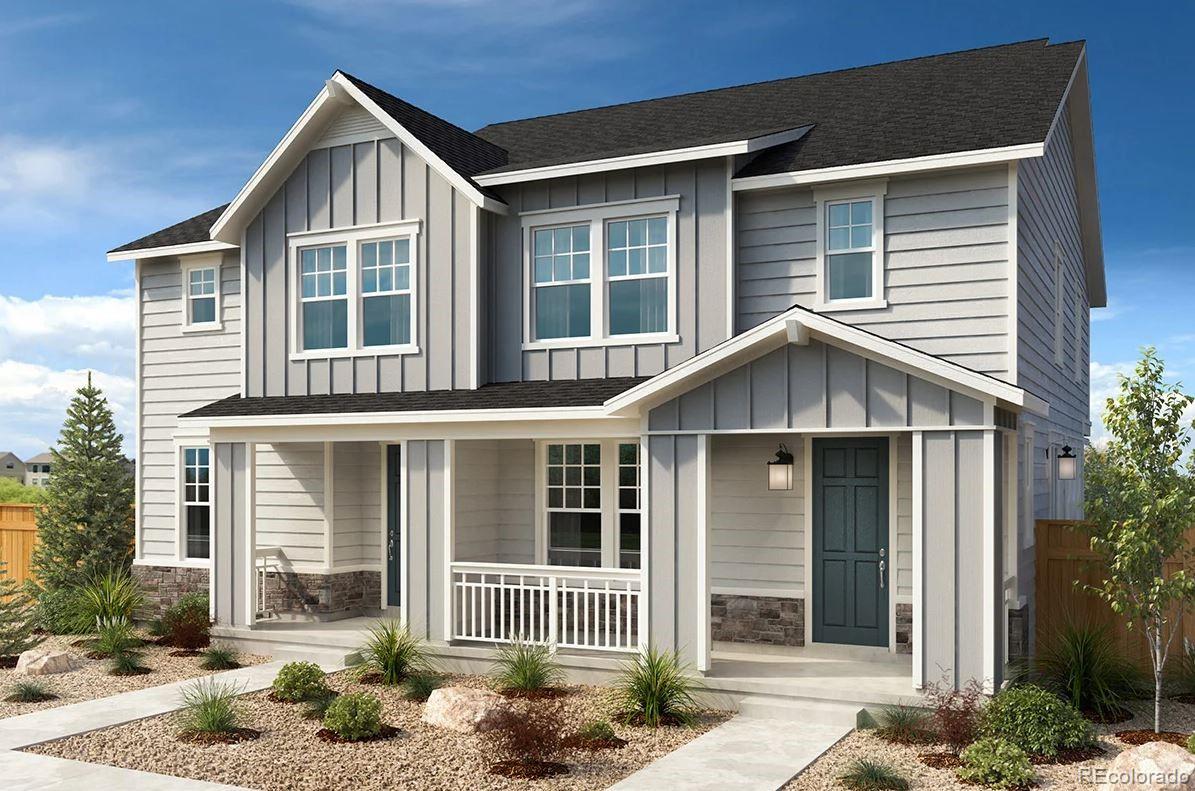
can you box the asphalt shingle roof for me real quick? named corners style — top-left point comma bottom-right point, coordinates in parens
top-left (109, 204), bottom-right (229, 254)
top-left (182, 377), bottom-right (650, 419)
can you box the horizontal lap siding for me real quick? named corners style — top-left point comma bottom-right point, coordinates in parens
top-left (453, 439), bottom-right (534, 563)
top-left (489, 159), bottom-right (730, 382)
top-left (139, 254), bottom-right (241, 562)
top-left (736, 166), bottom-right (1011, 380)
top-left (254, 443), bottom-right (326, 566)
top-left (245, 128), bottom-right (474, 397)
top-left (333, 442), bottom-right (381, 568)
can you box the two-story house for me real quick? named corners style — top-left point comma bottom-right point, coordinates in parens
top-left (23, 452), bottom-right (53, 487)
top-left (109, 39), bottom-right (1102, 697)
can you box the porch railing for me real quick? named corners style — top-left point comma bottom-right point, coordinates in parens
top-left (450, 562), bottom-right (643, 653)
top-left (255, 547), bottom-right (284, 622)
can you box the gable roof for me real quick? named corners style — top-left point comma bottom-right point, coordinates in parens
top-left (108, 204), bottom-right (230, 256)
top-left (474, 38), bottom-right (1082, 180)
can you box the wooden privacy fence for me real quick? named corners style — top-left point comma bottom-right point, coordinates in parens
top-left (1035, 519), bottom-right (1195, 669)
top-left (0, 503), bottom-right (38, 586)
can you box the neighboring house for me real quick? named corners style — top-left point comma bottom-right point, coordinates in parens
top-left (0, 452), bottom-right (24, 482)
top-left (23, 452), bottom-right (53, 487)
top-left (109, 39), bottom-right (1102, 695)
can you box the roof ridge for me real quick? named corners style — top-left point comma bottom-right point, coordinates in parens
top-left (474, 38), bottom-right (1070, 133)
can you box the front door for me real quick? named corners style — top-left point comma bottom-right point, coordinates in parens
top-left (812, 437), bottom-right (889, 647)
top-left (386, 445), bottom-right (402, 606)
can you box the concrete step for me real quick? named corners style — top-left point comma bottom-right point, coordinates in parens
top-left (736, 694), bottom-right (863, 726)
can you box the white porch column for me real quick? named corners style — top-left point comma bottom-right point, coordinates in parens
top-left (240, 442), bottom-right (256, 627)
top-left (911, 431), bottom-right (923, 689)
top-left (982, 428), bottom-right (998, 693)
top-left (442, 439), bottom-right (455, 644)
top-left (696, 434), bottom-right (711, 672)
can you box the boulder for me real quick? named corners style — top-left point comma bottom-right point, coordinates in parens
top-left (1102, 741), bottom-right (1195, 791)
top-left (422, 686), bottom-right (515, 733)
top-left (14, 649), bottom-right (82, 676)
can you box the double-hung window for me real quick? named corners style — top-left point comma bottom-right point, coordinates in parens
top-left (814, 182), bottom-right (886, 310)
top-left (523, 196), bottom-right (677, 347)
top-left (182, 447), bottom-right (210, 560)
top-left (545, 442), bottom-right (602, 567)
top-left (289, 220), bottom-right (420, 359)
top-left (300, 244), bottom-right (348, 350)
top-left (182, 256), bottom-right (222, 331)
top-left (607, 218), bottom-right (668, 335)
top-left (532, 225), bottom-right (590, 340)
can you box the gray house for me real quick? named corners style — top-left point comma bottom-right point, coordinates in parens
top-left (23, 452), bottom-right (53, 487)
top-left (0, 452), bottom-right (24, 482)
top-left (110, 39), bottom-right (1101, 700)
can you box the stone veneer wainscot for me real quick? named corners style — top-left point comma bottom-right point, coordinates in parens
top-left (132, 564), bottom-right (210, 618)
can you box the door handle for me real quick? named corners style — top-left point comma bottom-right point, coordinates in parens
top-left (878, 559), bottom-right (886, 589)
top-left (388, 539), bottom-right (394, 561)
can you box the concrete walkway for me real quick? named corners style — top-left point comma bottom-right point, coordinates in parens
top-left (607, 715), bottom-right (851, 791)
top-left (0, 660), bottom-right (303, 790)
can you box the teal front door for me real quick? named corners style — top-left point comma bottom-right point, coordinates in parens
top-left (812, 437), bottom-right (889, 647)
top-left (386, 445), bottom-right (401, 606)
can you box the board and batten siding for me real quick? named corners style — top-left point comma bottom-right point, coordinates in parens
top-left (453, 439), bottom-right (534, 563)
top-left (648, 340), bottom-right (987, 433)
top-left (736, 166), bottom-right (1011, 380)
top-left (488, 158), bottom-right (731, 382)
top-left (242, 128), bottom-right (475, 397)
top-left (138, 252), bottom-right (241, 563)
top-left (403, 439), bottom-right (449, 642)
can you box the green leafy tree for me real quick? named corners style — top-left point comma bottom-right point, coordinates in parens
top-left (30, 374), bottom-right (134, 591)
top-left (1083, 348), bottom-right (1195, 733)
top-left (0, 478), bottom-right (47, 504)
top-left (0, 562), bottom-right (43, 658)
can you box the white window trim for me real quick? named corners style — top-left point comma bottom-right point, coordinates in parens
top-left (287, 219), bottom-right (421, 361)
top-left (534, 438), bottom-right (641, 569)
top-left (812, 179), bottom-right (888, 312)
top-left (176, 443), bottom-right (213, 563)
top-left (521, 196), bottom-right (680, 351)
top-left (180, 254), bottom-right (223, 333)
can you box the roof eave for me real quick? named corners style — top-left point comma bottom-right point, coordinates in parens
top-left (106, 239), bottom-right (237, 262)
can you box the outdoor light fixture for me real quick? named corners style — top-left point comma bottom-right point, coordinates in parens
top-left (767, 443), bottom-right (795, 491)
top-left (1057, 445), bottom-right (1077, 481)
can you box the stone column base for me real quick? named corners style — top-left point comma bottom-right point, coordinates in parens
top-left (896, 602), bottom-right (913, 654)
top-left (710, 594), bottom-right (805, 646)
top-left (262, 569), bottom-right (381, 618)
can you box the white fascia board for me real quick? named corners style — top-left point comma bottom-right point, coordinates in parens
top-left (603, 306), bottom-right (1034, 416)
top-left (331, 74), bottom-right (508, 215)
top-left (106, 240), bottom-right (237, 262)
top-left (731, 142), bottom-right (1046, 192)
top-left (474, 125), bottom-right (813, 187)
top-left (178, 405), bottom-right (618, 431)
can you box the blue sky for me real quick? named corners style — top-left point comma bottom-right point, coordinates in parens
top-left (0, 0), bottom-right (1191, 457)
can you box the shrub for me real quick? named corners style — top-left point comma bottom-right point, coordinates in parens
top-left (838, 758), bottom-right (910, 791)
top-left (272, 661), bottom-right (328, 702)
top-left (199, 645), bottom-right (240, 671)
top-left (578, 720), bottom-right (617, 742)
top-left (923, 677), bottom-right (985, 752)
top-left (484, 700), bottom-right (566, 768)
top-left (875, 703), bottom-right (932, 744)
top-left (957, 737), bottom-right (1035, 789)
top-left (0, 563), bottom-right (42, 659)
top-left (401, 673), bottom-right (441, 702)
top-left (615, 645), bottom-right (700, 727)
top-left (980, 684), bottom-right (1093, 758)
top-left (1032, 618), bottom-right (1141, 718)
top-left (492, 640), bottom-right (564, 692)
top-left (162, 593), bottom-right (210, 650)
top-left (70, 568), bottom-right (145, 634)
top-left (92, 616), bottom-right (142, 658)
top-left (4, 680), bottom-right (57, 703)
top-left (302, 690), bottom-right (338, 721)
top-left (0, 477), bottom-right (46, 504)
top-left (109, 645), bottom-right (149, 676)
top-left (177, 678), bottom-right (243, 734)
top-left (358, 619), bottom-right (428, 685)
top-left (323, 692), bottom-right (383, 741)
top-left (28, 584), bottom-right (79, 634)
top-left (146, 618), bottom-right (168, 638)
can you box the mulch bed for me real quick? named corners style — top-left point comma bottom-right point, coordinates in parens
top-left (84, 651), bottom-right (110, 660)
top-left (562, 734), bottom-right (628, 751)
top-left (178, 728), bottom-right (262, 745)
top-left (0, 657), bottom-right (18, 669)
top-left (3, 691), bottom-right (59, 703)
top-left (1115, 729), bottom-right (1189, 746)
top-left (1083, 706), bottom-right (1134, 724)
top-left (315, 725), bottom-right (401, 744)
top-left (168, 650), bottom-right (204, 658)
top-left (1030, 745), bottom-right (1105, 765)
top-left (499, 687), bottom-right (569, 700)
top-left (489, 760), bottom-right (569, 779)
top-left (109, 667), bottom-right (153, 677)
top-left (1171, 693), bottom-right (1195, 705)
top-left (619, 712), bottom-right (688, 727)
top-left (919, 752), bottom-right (962, 769)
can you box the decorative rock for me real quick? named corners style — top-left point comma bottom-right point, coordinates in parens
top-left (422, 686), bottom-right (515, 733)
top-left (1102, 741), bottom-right (1195, 790)
top-left (15, 649), bottom-right (82, 676)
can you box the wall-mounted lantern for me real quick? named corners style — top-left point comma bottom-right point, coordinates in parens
top-left (1057, 445), bottom-right (1077, 481)
top-left (767, 443), bottom-right (795, 491)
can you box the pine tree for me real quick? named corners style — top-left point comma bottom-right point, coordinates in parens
top-left (0, 562), bottom-right (42, 659)
top-left (30, 373), bottom-right (135, 590)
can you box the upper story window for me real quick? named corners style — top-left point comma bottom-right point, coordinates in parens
top-left (814, 181), bottom-right (887, 312)
top-left (182, 255), bottom-right (222, 331)
top-left (287, 220), bottom-right (421, 361)
top-left (522, 196), bottom-right (678, 349)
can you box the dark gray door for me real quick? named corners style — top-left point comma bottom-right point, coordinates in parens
top-left (386, 445), bottom-right (401, 606)
top-left (812, 437), bottom-right (889, 647)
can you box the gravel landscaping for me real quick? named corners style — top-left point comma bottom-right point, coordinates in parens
top-left (784, 697), bottom-right (1195, 790)
top-left (0, 635), bottom-right (267, 719)
top-left (27, 671), bottom-right (731, 790)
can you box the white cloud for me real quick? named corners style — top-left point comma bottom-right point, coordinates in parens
top-left (1088, 360), bottom-right (1135, 444)
top-left (0, 360), bottom-right (134, 458)
top-left (0, 291), bottom-right (135, 371)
